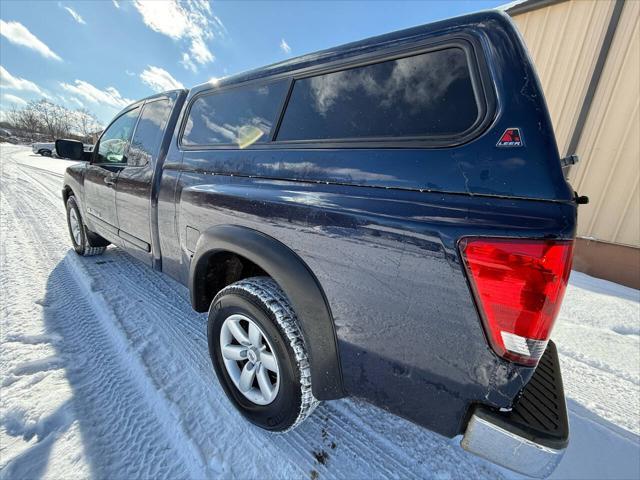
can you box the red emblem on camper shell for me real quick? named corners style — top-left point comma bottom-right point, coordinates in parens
top-left (496, 128), bottom-right (523, 147)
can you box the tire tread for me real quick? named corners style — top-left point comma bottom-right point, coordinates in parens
top-left (82, 245), bottom-right (107, 256)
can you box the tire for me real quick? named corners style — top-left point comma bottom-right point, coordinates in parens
top-left (65, 196), bottom-right (107, 256)
top-left (208, 276), bottom-right (319, 432)
top-left (41, 149), bottom-right (52, 157)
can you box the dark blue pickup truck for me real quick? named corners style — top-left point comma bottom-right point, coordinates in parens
top-left (59, 10), bottom-right (578, 477)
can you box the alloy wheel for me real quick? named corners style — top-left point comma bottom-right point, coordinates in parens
top-left (69, 208), bottom-right (82, 245)
top-left (219, 313), bottom-right (280, 405)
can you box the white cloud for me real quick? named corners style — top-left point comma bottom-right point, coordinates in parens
top-left (59, 80), bottom-right (132, 109)
top-left (63, 6), bottom-right (86, 25)
top-left (180, 53), bottom-right (197, 73)
top-left (69, 96), bottom-right (85, 107)
top-left (211, 14), bottom-right (228, 37)
top-left (140, 66), bottom-right (184, 92)
top-left (112, 0), bottom-right (121, 8)
top-left (280, 38), bottom-right (291, 54)
top-left (125, 69), bottom-right (135, 76)
top-left (0, 20), bottom-right (62, 61)
top-left (56, 94), bottom-right (90, 113)
top-left (0, 66), bottom-right (44, 94)
top-left (189, 35), bottom-right (213, 64)
top-left (1, 93), bottom-right (27, 106)
top-left (133, 0), bottom-right (188, 39)
top-left (133, 0), bottom-right (223, 72)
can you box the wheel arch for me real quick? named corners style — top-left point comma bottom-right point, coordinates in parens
top-left (190, 224), bottom-right (344, 400)
top-left (62, 184), bottom-right (73, 203)
top-left (62, 184), bottom-right (82, 214)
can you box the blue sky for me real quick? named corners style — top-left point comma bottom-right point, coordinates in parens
top-left (0, 0), bottom-right (504, 125)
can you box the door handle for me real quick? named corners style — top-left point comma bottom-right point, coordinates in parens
top-left (104, 175), bottom-right (117, 187)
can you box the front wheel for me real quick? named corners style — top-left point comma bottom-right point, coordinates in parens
top-left (66, 196), bottom-right (107, 256)
top-left (208, 277), bottom-right (318, 432)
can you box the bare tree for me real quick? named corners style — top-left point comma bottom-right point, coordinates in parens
top-left (73, 108), bottom-right (101, 141)
top-left (32, 100), bottom-right (72, 139)
top-left (4, 98), bottom-right (102, 143)
top-left (7, 103), bottom-right (44, 141)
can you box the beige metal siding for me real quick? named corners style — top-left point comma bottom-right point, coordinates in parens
top-left (570, 0), bottom-right (639, 247)
top-left (512, 0), bottom-right (640, 248)
top-left (511, 0), bottom-right (616, 156)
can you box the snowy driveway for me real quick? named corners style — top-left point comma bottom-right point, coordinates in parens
top-left (1, 144), bottom-right (639, 479)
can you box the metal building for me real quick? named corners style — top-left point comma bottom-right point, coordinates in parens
top-left (505, 0), bottom-right (639, 289)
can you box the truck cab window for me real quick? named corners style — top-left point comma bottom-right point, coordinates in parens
top-left (128, 99), bottom-right (173, 167)
top-left (96, 107), bottom-right (140, 164)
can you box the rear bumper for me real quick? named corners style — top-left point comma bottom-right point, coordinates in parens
top-left (461, 341), bottom-right (568, 478)
top-left (462, 409), bottom-right (565, 478)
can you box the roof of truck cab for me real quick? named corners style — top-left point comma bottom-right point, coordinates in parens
top-left (188, 9), bottom-right (513, 95)
top-left (111, 89), bottom-right (186, 122)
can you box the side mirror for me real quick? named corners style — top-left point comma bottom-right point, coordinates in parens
top-left (55, 139), bottom-right (85, 160)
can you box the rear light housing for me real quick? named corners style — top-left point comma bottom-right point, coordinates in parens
top-left (459, 237), bottom-right (574, 366)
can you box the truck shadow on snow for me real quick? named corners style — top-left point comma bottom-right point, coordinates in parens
top-left (30, 249), bottom-right (640, 479)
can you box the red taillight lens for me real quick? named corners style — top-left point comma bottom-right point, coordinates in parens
top-left (459, 238), bottom-right (574, 366)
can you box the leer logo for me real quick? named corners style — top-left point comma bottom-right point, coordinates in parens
top-left (496, 128), bottom-right (523, 147)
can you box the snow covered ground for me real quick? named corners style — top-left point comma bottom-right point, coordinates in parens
top-left (1, 144), bottom-right (639, 479)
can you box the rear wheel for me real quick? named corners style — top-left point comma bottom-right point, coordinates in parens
top-left (66, 196), bottom-right (108, 256)
top-left (40, 149), bottom-right (52, 157)
top-left (208, 277), bottom-right (318, 432)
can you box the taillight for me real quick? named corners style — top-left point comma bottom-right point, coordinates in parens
top-left (459, 237), bottom-right (574, 366)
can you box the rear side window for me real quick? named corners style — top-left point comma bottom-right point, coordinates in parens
top-left (182, 80), bottom-right (288, 148)
top-left (128, 98), bottom-right (173, 167)
top-left (277, 47), bottom-right (479, 142)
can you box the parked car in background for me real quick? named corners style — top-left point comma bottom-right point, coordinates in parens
top-left (32, 141), bottom-right (55, 156)
top-left (58, 10), bottom-right (581, 478)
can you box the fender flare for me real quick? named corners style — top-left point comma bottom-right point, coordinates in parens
top-left (189, 224), bottom-right (344, 400)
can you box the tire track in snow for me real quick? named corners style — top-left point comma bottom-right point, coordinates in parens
top-left (1, 157), bottom-right (209, 478)
top-left (17, 162), bottom-right (64, 179)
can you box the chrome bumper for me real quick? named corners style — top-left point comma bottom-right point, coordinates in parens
top-left (461, 341), bottom-right (569, 478)
top-left (462, 410), bottom-right (565, 478)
